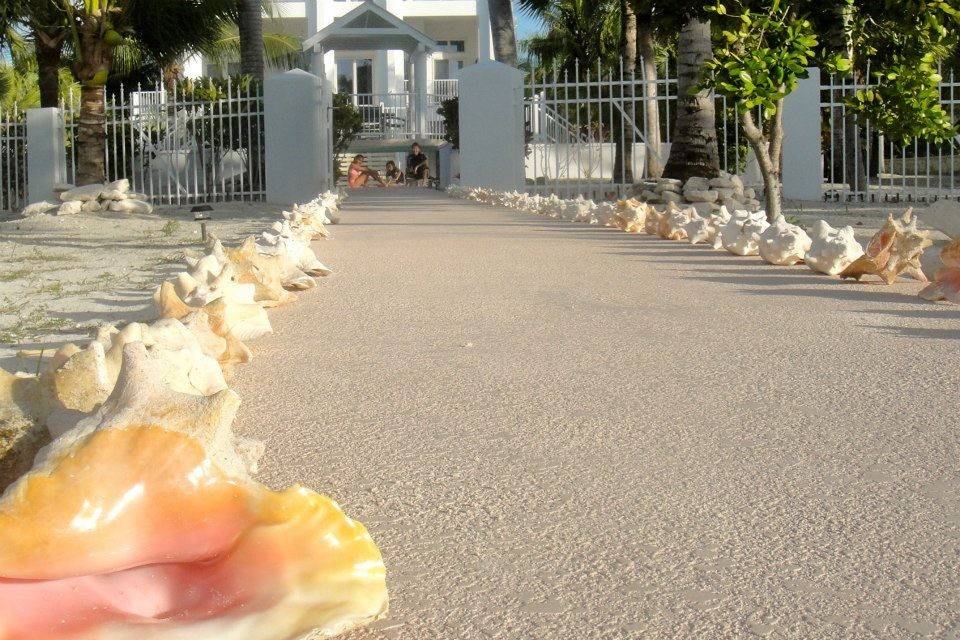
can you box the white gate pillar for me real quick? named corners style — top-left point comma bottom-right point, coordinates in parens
top-left (413, 46), bottom-right (429, 135)
top-left (782, 67), bottom-right (822, 201)
top-left (264, 70), bottom-right (328, 204)
top-left (27, 107), bottom-right (67, 203)
top-left (458, 60), bottom-right (524, 191)
top-left (475, 0), bottom-right (494, 62)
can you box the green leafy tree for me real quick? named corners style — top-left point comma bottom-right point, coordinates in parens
top-left (703, 0), bottom-right (819, 219)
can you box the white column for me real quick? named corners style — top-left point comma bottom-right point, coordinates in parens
top-left (27, 108), bottom-right (66, 203)
top-left (413, 46), bottom-right (429, 136)
top-left (475, 0), bottom-right (494, 62)
top-left (458, 60), bottom-right (525, 190)
top-left (782, 67), bottom-right (822, 200)
top-left (264, 70), bottom-right (326, 203)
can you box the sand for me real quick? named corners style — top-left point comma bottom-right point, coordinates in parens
top-left (0, 202), bottom-right (286, 372)
top-left (231, 189), bottom-right (959, 639)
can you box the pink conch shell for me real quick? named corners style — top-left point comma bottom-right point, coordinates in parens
top-left (840, 209), bottom-right (932, 283)
top-left (0, 343), bottom-right (387, 639)
top-left (919, 236), bottom-right (960, 302)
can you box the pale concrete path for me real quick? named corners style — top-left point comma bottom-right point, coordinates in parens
top-left (235, 189), bottom-right (960, 639)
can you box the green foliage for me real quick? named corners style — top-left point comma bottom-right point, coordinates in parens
top-left (833, 0), bottom-right (960, 143)
top-left (520, 0), bottom-right (621, 72)
top-left (161, 219), bottom-right (181, 236)
top-left (704, 0), bottom-right (818, 118)
top-left (439, 97), bottom-right (459, 149)
top-left (332, 93), bottom-right (362, 156)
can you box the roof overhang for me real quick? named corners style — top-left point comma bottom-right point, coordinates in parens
top-left (302, 1), bottom-right (438, 54)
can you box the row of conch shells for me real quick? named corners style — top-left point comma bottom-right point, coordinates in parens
top-left (0, 190), bottom-right (390, 639)
top-left (448, 185), bottom-right (941, 295)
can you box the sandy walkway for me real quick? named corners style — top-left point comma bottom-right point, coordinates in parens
top-left (234, 189), bottom-right (960, 639)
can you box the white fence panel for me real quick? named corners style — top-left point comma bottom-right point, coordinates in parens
top-left (61, 80), bottom-right (265, 206)
top-left (0, 108), bottom-right (27, 213)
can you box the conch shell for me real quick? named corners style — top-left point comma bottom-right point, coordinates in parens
top-left (664, 206), bottom-right (693, 241)
top-left (839, 209), bottom-right (931, 283)
top-left (230, 236), bottom-right (316, 292)
top-left (719, 210), bottom-right (769, 256)
top-left (610, 199), bottom-right (647, 233)
top-left (758, 215), bottom-right (812, 266)
top-left (805, 220), bottom-right (864, 275)
top-left (919, 236), bottom-right (960, 303)
top-left (155, 279), bottom-right (273, 343)
top-left (0, 343), bottom-right (388, 640)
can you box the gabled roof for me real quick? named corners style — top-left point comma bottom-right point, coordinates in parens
top-left (302, 1), bottom-right (438, 54)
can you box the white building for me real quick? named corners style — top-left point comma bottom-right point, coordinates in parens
top-left (185, 0), bottom-right (495, 96)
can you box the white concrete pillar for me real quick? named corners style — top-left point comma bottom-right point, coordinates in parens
top-left (458, 60), bottom-right (524, 190)
top-left (264, 70), bottom-right (327, 203)
top-left (413, 46), bottom-right (429, 135)
top-left (27, 107), bottom-right (66, 203)
top-left (782, 67), bottom-right (822, 200)
top-left (476, 0), bottom-right (494, 62)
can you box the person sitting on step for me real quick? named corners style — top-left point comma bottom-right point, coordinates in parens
top-left (384, 160), bottom-right (405, 186)
top-left (406, 143), bottom-right (430, 186)
top-left (347, 154), bottom-right (387, 188)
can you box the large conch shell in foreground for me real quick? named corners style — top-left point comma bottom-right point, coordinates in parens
top-left (839, 209), bottom-right (931, 283)
top-left (805, 220), bottom-right (864, 275)
top-left (610, 199), bottom-right (647, 233)
top-left (155, 280), bottom-right (273, 342)
top-left (758, 215), bottom-right (812, 266)
top-left (919, 236), bottom-right (960, 303)
top-left (0, 343), bottom-right (387, 640)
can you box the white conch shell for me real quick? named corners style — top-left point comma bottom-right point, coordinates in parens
top-left (665, 206), bottom-right (693, 241)
top-left (610, 199), bottom-right (647, 232)
top-left (805, 220), bottom-right (864, 275)
top-left (758, 215), bottom-right (812, 265)
top-left (155, 280), bottom-right (273, 343)
top-left (720, 210), bottom-right (769, 256)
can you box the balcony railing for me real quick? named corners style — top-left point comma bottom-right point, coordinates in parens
top-left (344, 92), bottom-right (448, 140)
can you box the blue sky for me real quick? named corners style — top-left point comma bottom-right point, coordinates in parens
top-left (514, 3), bottom-right (543, 41)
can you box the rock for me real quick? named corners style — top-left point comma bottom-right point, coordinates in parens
top-left (683, 189), bottom-right (719, 203)
top-left (730, 175), bottom-right (744, 192)
top-left (60, 183), bottom-right (105, 202)
top-left (683, 176), bottom-right (710, 192)
top-left (108, 199), bottom-right (153, 214)
top-left (923, 198), bottom-right (960, 239)
top-left (21, 201), bottom-right (58, 217)
top-left (744, 187), bottom-right (756, 199)
top-left (53, 183), bottom-right (74, 194)
top-left (639, 189), bottom-right (661, 202)
top-left (708, 176), bottom-right (735, 189)
top-left (101, 178), bottom-right (130, 201)
top-left (721, 198), bottom-right (741, 211)
top-left (690, 201), bottom-right (714, 217)
top-left (714, 187), bottom-right (737, 201)
top-left (660, 190), bottom-right (683, 203)
top-left (56, 200), bottom-right (83, 216)
top-left (656, 178), bottom-right (682, 190)
top-left (81, 200), bottom-right (103, 213)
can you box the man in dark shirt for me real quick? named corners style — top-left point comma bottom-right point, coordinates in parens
top-left (406, 143), bottom-right (430, 185)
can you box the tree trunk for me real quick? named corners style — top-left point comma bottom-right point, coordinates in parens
top-left (488, 0), bottom-right (517, 67)
top-left (636, 15), bottom-right (662, 179)
top-left (76, 83), bottom-right (106, 185)
top-left (238, 0), bottom-right (264, 81)
top-left (741, 106), bottom-right (782, 221)
top-left (613, 0), bottom-right (637, 185)
top-left (34, 29), bottom-right (64, 109)
top-left (663, 17), bottom-right (719, 182)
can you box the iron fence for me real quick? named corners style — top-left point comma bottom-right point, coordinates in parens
top-left (0, 108), bottom-right (27, 212)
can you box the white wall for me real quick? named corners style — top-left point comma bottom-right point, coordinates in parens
top-left (526, 143), bottom-right (672, 182)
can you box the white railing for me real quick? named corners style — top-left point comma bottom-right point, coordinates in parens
top-left (524, 58), bottom-right (747, 200)
top-left (345, 92), bottom-right (446, 139)
top-left (61, 79), bottom-right (265, 206)
top-left (821, 70), bottom-right (960, 202)
top-left (0, 107), bottom-right (27, 213)
top-left (402, 79), bottom-right (459, 97)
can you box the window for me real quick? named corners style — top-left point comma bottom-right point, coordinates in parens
top-left (336, 58), bottom-right (374, 96)
top-left (436, 40), bottom-right (465, 53)
top-left (433, 59), bottom-right (451, 80)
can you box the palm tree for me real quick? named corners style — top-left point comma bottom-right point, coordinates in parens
top-left (37, 0), bottom-right (236, 185)
top-left (661, 16), bottom-right (719, 181)
top-left (238, 0), bottom-right (264, 80)
top-left (635, 1), bottom-right (662, 178)
top-left (489, 0), bottom-right (518, 66)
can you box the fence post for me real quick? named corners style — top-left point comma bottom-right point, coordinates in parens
top-left (26, 107), bottom-right (66, 204)
top-left (458, 61), bottom-right (525, 191)
top-left (781, 67), bottom-right (822, 201)
top-left (264, 69), bottom-right (327, 204)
